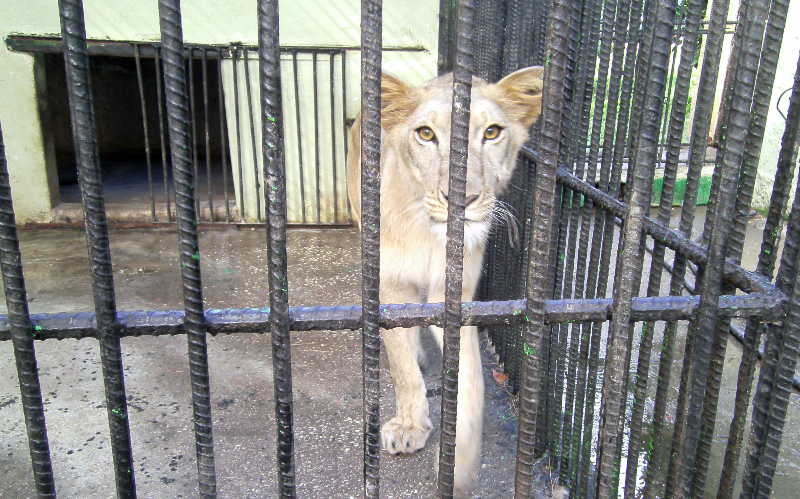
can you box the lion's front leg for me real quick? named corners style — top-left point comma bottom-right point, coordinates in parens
top-left (382, 325), bottom-right (433, 454)
top-left (429, 324), bottom-right (484, 497)
top-left (380, 282), bottom-right (432, 455)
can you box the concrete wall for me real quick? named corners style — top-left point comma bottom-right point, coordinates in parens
top-left (0, 0), bottom-right (438, 222)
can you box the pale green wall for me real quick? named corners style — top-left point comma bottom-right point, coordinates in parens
top-left (0, 0), bottom-right (438, 222)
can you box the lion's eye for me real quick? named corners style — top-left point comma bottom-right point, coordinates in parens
top-left (416, 126), bottom-right (436, 142)
top-left (483, 125), bottom-right (503, 141)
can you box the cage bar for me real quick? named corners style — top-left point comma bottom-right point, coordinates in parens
top-left (693, 1), bottom-right (777, 494)
top-left (557, 0), bottom-right (603, 484)
top-left (676, 0), bottom-right (769, 496)
top-left (188, 47), bottom-right (201, 217)
top-left (242, 48), bottom-right (263, 222)
top-left (659, 2), bottom-right (732, 497)
top-left (514, 0), bottom-right (570, 494)
top-left (0, 287), bottom-right (782, 343)
top-left (290, 51), bottom-right (307, 223)
top-left (133, 44), bottom-right (157, 221)
top-left (596, 0), bottom-right (675, 496)
top-left (715, 0), bottom-right (790, 495)
top-left (331, 52), bottom-right (341, 223)
top-left (231, 45), bottom-right (246, 221)
top-left (154, 46), bottom-right (174, 221)
top-left (312, 52), bottom-right (321, 223)
top-left (741, 48), bottom-right (800, 499)
top-left (157, 1), bottom-right (217, 496)
top-left (256, 1), bottom-right (297, 496)
top-left (216, 49), bottom-right (232, 222)
top-left (436, 1), bottom-right (474, 496)
top-left (625, 0), bottom-right (703, 493)
top-left (201, 48), bottom-right (215, 222)
top-left (359, 0), bottom-right (382, 496)
top-left (57, 0), bottom-right (137, 495)
top-left (0, 123), bottom-right (56, 497)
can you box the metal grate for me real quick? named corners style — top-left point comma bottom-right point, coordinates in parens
top-left (0, 0), bottom-right (798, 498)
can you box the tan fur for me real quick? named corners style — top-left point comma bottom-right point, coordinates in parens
top-left (346, 66), bottom-right (544, 497)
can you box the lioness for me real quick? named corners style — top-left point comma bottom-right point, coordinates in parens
top-left (346, 66), bottom-right (544, 495)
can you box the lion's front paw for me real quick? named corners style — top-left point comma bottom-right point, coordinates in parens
top-left (381, 416), bottom-right (432, 454)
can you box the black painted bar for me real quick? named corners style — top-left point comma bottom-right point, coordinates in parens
top-left (242, 48), bottom-right (263, 222)
top-left (154, 46), bottom-right (174, 221)
top-left (360, 0), bottom-right (383, 496)
top-left (0, 124), bottom-right (56, 496)
top-left (157, 1), bottom-right (217, 495)
top-left (437, 0), bottom-right (474, 496)
top-left (257, 1), bottom-right (296, 496)
top-left (742, 48), bottom-right (800, 499)
top-left (57, 0), bottom-right (137, 495)
top-left (596, 0), bottom-right (675, 495)
top-left (133, 44), bottom-right (157, 221)
top-left (514, 0), bottom-right (569, 493)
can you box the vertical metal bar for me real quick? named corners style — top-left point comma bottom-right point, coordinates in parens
top-left (741, 50), bottom-right (800, 499)
top-left (291, 51), bottom-right (307, 223)
top-left (360, 1), bottom-right (382, 496)
top-left (134, 44), bottom-right (157, 221)
top-left (331, 52), bottom-right (340, 224)
top-left (577, 0), bottom-right (639, 493)
top-left (188, 47), bottom-right (201, 217)
top-left (595, 0), bottom-right (675, 496)
top-left (217, 49), bottom-right (231, 222)
top-left (676, 1), bottom-right (767, 496)
top-left (0, 123), bottom-right (56, 497)
top-left (257, 1), bottom-right (296, 495)
top-left (572, 0), bottom-right (616, 440)
top-left (155, 46), bottom-right (173, 222)
top-left (474, 0), bottom-right (506, 82)
top-left (559, 0), bottom-right (603, 483)
top-left (202, 48), bottom-right (214, 222)
top-left (312, 52), bottom-right (321, 223)
top-left (243, 47), bottom-right (263, 222)
top-left (715, 0), bottom-right (790, 493)
top-left (340, 50), bottom-right (348, 223)
top-left (437, 1), bottom-right (474, 496)
top-left (697, 0), bottom-right (782, 495)
top-left (437, 0), bottom-right (457, 74)
top-left (231, 45), bottom-right (246, 221)
top-left (501, 0), bottom-right (537, 75)
top-left (657, 3), bottom-right (731, 498)
top-left (58, 1), bottom-right (136, 495)
top-left (157, 2), bottom-right (216, 496)
top-left (514, 0), bottom-right (569, 494)
top-left (625, 0), bottom-right (703, 493)
top-left (550, 0), bottom-right (576, 450)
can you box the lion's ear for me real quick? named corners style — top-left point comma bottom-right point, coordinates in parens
top-left (492, 66), bottom-right (544, 128)
top-left (381, 73), bottom-right (420, 130)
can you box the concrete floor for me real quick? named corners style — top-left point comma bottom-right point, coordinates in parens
top-left (0, 228), bottom-right (534, 498)
top-left (0, 219), bottom-right (798, 498)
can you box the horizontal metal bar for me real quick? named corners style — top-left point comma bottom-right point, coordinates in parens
top-left (5, 36), bottom-right (426, 57)
top-left (0, 292), bottom-right (782, 342)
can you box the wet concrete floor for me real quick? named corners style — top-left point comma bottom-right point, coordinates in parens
top-left (0, 216), bottom-right (797, 498)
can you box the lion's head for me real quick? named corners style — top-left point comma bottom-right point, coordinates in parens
top-left (347, 66), bottom-right (544, 248)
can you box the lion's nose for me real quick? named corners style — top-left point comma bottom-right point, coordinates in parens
top-left (441, 191), bottom-right (480, 207)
